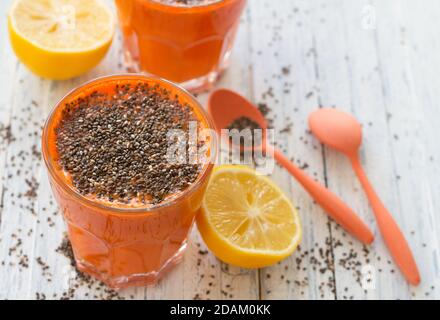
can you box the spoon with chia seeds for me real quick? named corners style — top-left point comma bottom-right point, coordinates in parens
top-left (208, 88), bottom-right (374, 245)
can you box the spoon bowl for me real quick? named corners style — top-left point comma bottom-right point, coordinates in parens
top-left (208, 88), bottom-right (268, 150)
top-left (309, 108), bottom-right (362, 156)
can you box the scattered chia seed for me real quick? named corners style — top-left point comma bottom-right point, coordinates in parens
top-left (257, 102), bottom-right (271, 117)
top-left (56, 234), bottom-right (124, 300)
top-left (55, 82), bottom-right (204, 205)
top-left (281, 65), bottom-right (291, 76)
top-left (279, 122), bottom-right (293, 134)
top-left (305, 91), bottom-right (314, 99)
top-left (257, 102), bottom-right (273, 128)
top-left (0, 124), bottom-right (14, 146)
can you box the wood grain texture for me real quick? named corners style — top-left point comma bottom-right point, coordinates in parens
top-left (0, 0), bottom-right (439, 300)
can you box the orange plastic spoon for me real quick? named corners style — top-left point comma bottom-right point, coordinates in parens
top-left (208, 89), bottom-right (374, 245)
top-left (308, 108), bottom-right (420, 285)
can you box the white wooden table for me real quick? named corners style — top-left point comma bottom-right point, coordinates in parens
top-left (1, 0), bottom-right (439, 300)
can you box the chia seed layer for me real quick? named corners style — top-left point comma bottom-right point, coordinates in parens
top-left (55, 82), bottom-right (204, 205)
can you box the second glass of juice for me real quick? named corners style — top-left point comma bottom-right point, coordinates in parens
top-left (115, 0), bottom-right (247, 92)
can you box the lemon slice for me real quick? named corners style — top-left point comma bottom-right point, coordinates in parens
top-left (8, 0), bottom-right (114, 79)
top-left (197, 165), bottom-right (302, 268)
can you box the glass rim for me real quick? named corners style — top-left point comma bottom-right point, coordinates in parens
top-left (42, 73), bottom-right (217, 216)
top-left (142, 0), bottom-right (242, 11)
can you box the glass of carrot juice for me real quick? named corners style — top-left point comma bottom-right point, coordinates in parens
top-left (42, 74), bottom-right (216, 289)
top-left (115, 0), bottom-right (247, 92)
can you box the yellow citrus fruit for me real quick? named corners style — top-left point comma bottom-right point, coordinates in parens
top-left (197, 165), bottom-right (302, 268)
top-left (8, 0), bottom-right (114, 80)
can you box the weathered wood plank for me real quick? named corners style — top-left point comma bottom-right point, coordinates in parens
top-left (0, 0), bottom-right (19, 226)
top-left (310, 0), bottom-right (440, 299)
top-left (248, 0), bottom-right (337, 300)
top-left (370, 0), bottom-right (440, 299)
top-left (0, 66), bottom-right (50, 299)
top-left (309, 0), bottom-right (408, 300)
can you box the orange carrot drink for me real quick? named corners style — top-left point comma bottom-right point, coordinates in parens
top-left (42, 75), bottom-right (215, 288)
top-left (115, 0), bottom-right (247, 92)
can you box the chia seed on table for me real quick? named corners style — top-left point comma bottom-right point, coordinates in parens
top-left (55, 82), bottom-right (204, 205)
top-left (257, 102), bottom-right (273, 128)
top-left (56, 235), bottom-right (124, 300)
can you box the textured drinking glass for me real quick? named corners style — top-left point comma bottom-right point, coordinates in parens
top-left (115, 0), bottom-right (247, 92)
top-left (42, 75), bottom-right (216, 289)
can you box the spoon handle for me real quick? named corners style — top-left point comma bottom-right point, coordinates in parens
top-left (350, 156), bottom-right (420, 285)
top-left (267, 146), bottom-right (374, 245)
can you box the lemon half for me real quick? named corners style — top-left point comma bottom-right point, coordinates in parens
top-left (8, 0), bottom-right (114, 80)
top-left (197, 165), bottom-right (302, 268)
